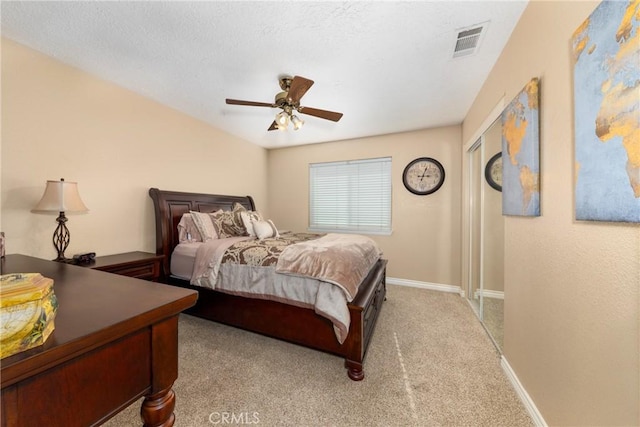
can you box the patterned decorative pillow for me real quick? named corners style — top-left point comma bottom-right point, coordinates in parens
top-left (252, 219), bottom-right (280, 240)
top-left (190, 211), bottom-right (218, 241)
top-left (177, 213), bottom-right (203, 243)
top-left (210, 203), bottom-right (248, 238)
top-left (240, 210), bottom-right (263, 237)
top-left (231, 203), bottom-right (249, 234)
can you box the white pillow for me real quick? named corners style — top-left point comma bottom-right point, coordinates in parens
top-left (190, 210), bottom-right (218, 241)
top-left (252, 219), bottom-right (279, 240)
top-left (240, 210), bottom-right (263, 237)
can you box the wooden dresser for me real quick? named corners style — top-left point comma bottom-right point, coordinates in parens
top-left (0, 255), bottom-right (197, 427)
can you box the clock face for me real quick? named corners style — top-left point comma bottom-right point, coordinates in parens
top-left (402, 157), bottom-right (445, 195)
top-left (485, 152), bottom-right (502, 191)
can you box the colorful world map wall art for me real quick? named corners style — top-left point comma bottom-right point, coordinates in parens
top-left (572, 0), bottom-right (640, 223)
top-left (501, 78), bottom-right (540, 216)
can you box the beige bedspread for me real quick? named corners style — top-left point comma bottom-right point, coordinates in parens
top-left (190, 236), bottom-right (251, 287)
top-left (275, 233), bottom-right (382, 301)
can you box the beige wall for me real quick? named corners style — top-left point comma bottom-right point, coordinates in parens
top-left (268, 126), bottom-right (462, 286)
top-left (463, 1), bottom-right (639, 425)
top-left (1, 38), bottom-right (268, 259)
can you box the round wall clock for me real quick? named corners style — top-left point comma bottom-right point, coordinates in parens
top-left (402, 157), bottom-right (445, 195)
top-left (485, 152), bottom-right (502, 192)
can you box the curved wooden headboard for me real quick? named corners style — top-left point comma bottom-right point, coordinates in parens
top-left (148, 188), bottom-right (256, 278)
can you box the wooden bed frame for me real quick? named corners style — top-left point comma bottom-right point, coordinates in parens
top-left (149, 188), bottom-right (387, 380)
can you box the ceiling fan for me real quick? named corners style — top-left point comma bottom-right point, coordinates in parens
top-left (225, 75), bottom-right (343, 131)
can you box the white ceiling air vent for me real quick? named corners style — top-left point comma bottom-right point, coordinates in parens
top-left (452, 23), bottom-right (487, 58)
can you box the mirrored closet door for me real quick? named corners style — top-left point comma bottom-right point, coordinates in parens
top-left (467, 117), bottom-right (504, 352)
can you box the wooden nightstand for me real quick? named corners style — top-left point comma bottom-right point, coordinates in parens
top-left (88, 251), bottom-right (164, 282)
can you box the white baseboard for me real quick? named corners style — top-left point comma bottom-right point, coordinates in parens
top-left (387, 277), bottom-right (464, 296)
top-left (473, 289), bottom-right (505, 300)
top-left (501, 356), bottom-right (547, 426)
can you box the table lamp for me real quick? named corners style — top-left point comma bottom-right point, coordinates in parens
top-left (33, 178), bottom-right (88, 262)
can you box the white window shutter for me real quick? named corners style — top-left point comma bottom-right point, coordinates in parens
top-left (309, 157), bottom-right (392, 234)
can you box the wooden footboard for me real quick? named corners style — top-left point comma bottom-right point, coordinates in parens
top-left (167, 259), bottom-right (386, 380)
top-left (346, 258), bottom-right (387, 380)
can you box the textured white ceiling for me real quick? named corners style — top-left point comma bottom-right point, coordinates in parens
top-left (1, 1), bottom-right (527, 149)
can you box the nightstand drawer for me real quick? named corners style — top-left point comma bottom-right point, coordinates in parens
top-left (95, 262), bottom-right (157, 280)
top-left (88, 252), bottom-right (164, 282)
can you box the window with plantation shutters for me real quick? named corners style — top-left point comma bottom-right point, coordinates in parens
top-left (309, 157), bottom-right (392, 235)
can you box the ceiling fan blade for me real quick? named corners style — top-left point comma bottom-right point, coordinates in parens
top-left (268, 121), bottom-right (278, 131)
top-left (287, 76), bottom-right (314, 104)
top-left (298, 106), bottom-right (343, 122)
top-left (226, 99), bottom-right (274, 107)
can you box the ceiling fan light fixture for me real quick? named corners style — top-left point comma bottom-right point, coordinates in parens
top-left (291, 114), bottom-right (304, 130)
top-left (275, 111), bottom-right (290, 128)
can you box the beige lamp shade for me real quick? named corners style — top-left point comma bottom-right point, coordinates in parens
top-left (33, 179), bottom-right (89, 213)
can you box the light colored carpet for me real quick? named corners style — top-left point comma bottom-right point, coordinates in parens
top-left (106, 285), bottom-right (532, 426)
top-left (482, 297), bottom-right (504, 351)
